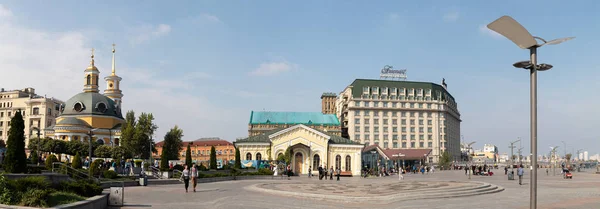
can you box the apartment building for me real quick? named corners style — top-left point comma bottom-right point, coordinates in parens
top-left (0, 88), bottom-right (64, 148)
top-left (336, 79), bottom-right (461, 163)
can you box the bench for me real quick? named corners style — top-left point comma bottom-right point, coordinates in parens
top-left (340, 171), bottom-right (353, 177)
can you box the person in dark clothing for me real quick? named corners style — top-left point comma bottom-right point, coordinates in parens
top-left (505, 166), bottom-right (508, 175)
top-left (318, 165), bottom-right (323, 180)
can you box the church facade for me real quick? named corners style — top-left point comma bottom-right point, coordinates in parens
top-left (44, 46), bottom-right (124, 146)
top-left (235, 124), bottom-right (363, 176)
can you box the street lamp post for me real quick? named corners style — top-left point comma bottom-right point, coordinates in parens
top-left (465, 141), bottom-right (475, 179)
top-left (510, 138), bottom-right (521, 173)
top-left (550, 146), bottom-right (559, 176)
top-left (487, 15), bottom-right (575, 209)
top-left (87, 129), bottom-right (98, 163)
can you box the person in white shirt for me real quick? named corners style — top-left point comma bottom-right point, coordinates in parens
top-left (191, 163), bottom-right (198, 192)
top-left (398, 167), bottom-right (404, 180)
top-left (182, 165), bottom-right (190, 193)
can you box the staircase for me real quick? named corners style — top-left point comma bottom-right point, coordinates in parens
top-left (150, 166), bottom-right (162, 179)
top-left (52, 162), bottom-right (99, 182)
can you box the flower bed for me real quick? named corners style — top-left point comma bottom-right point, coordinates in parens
top-left (0, 174), bottom-right (103, 208)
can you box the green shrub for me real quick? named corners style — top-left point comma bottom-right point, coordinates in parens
top-left (103, 170), bottom-right (118, 179)
top-left (257, 168), bottom-right (274, 175)
top-left (30, 150), bottom-right (39, 164)
top-left (45, 154), bottom-right (58, 170)
top-left (26, 165), bottom-right (44, 174)
top-left (198, 164), bottom-right (208, 171)
top-left (71, 153), bottom-right (82, 169)
top-left (19, 189), bottom-right (50, 207)
top-left (11, 176), bottom-right (50, 192)
top-left (172, 164), bottom-right (184, 171)
top-left (89, 159), bottom-right (105, 177)
top-left (58, 180), bottom-right (102, 198)
top-left (47, 191), bottom-right (85, 207)
top-left (0, 174), bottom-right (18, 205)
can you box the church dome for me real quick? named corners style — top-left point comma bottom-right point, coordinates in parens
top-left (60, 92), bottom-right (123, 119)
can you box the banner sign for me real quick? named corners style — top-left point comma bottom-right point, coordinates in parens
top-left (380, 65), bottom-right (407, 80)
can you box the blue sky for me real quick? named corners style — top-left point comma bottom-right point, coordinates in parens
top-left (1, 1), bottom-right (598, 156)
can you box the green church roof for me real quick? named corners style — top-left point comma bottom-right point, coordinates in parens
top-left (249, 111), bottom-right (340, 126)
top-left (235, 125), bottom-right (360, 145)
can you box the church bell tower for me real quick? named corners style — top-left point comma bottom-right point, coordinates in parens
top-left (83, 49), bottom-right (100, 93)
top-left (104, 44), bottom-right (124, 109)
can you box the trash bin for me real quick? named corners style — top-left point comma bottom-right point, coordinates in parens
top-left (508, 172), bottom-right (514, 180)
top-left (139, 176), bottom-right (148, 186)
top-left (109, 187), bottom-right (124, 206)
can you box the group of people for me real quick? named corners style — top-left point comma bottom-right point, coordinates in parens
top-left (181, 163), bottom-right (199, 193)
top-left (314, 165), bottom-right (341, 181)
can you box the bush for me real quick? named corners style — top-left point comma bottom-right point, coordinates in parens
top-left (30, 150), bottom-right (39, 164)
top-left (257, 168), bottom-right (274, 175)
top-left (198, 164), bottom-right (208, 171)
top-left (45, 154), bottom-right (58, 170)
top-left (47, 191), bottom-right (85, 207)
top-left (103, 170), bottom-right (118, 179)
top-left (58, 180), bottom-right (102, 198)
top-left (11, 176), bottom-right (50, 192)
top-left (71, 153), bottom-right (82, 169)
top-left (26, 165), bottom-right (45, 174)
top-left (19, 189), bottom-right (50, 207)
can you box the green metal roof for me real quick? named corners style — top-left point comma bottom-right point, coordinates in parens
top-left (249, 111), bottom-right (340, 126)
top-left (349, 79), bottom-right (455, 101)
top-left (235, 126), bottom-right (360, 145)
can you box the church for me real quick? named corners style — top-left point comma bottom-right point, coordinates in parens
top-left (44, 46), bottom-right (124, 147)
top-left (235, 124), bottom-right (364, 176)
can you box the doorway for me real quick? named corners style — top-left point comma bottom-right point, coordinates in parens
top-left (294, 152), bottom-right (303, 175)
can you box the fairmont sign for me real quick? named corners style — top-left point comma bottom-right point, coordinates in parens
top-left (380, 65), bottom-right (407, 80)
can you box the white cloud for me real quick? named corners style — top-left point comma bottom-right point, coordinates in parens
top-left (0, 4), bottom-right (12, 18)
top-left (201, 13), bottom-right (221, 23)
top-left (478, 24), bottom-right (503, 38)
top-left (129, 23), bottom-right (171, 45)
top-left (443, 11), bottom-right (459, 22)
top-left (0, 8), bottom-right (243, 141)
top-left (249, 61), bottom-right (297, 76)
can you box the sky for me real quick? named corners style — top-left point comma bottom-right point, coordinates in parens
top-left (1, 1), bottom-right (599, 156)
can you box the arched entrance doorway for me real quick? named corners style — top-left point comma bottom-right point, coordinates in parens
top-left (294, 152), bottom-right (303, 175)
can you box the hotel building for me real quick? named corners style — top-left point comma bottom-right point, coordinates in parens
top-left (335, 79), bottom-right (461, 163)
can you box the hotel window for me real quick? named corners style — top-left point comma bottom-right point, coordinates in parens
top-left (393, 142), bottom-right (398, 148)
top-left (372, 87), bottom-right (379, 94)
top-left (363, 87), bottom-right (369, 94)
top-left (374, 119), bottom-right (379, 124)
top-left (410, 127), bottom-right (415, 133)
top-left (392, 112), bottom-right (397, 117)
top-left (428, 127), bottom-right (433, 132)
top-left (374, 127), bottom-right (379, 133)
top-left (354, 135), bottom-right (360, 140)
top-left (393, 134), bottom-right (398, 140)
top-left (374, 135), bottom-right (379, 140)
top-left (392, 102), bottom-right (397, 108)
top-left (383, 102), bottom-right (388, 107)
top-left (401, 127), bottom-right (406, 132)
top-left (428, 142), bottom-right (433, 147)
top-left (355, 101), bottom-right (360, 107)
top-left (410, 142), bottom-right (415, 147)
top-left (364, 119), bottom-right (369, 124)
top-left (383, 135), bottom-right (388, 140)
top-left (246, 153), bottom-right (252, 160)
top-left (419, 142), bottom-right (424, 147)
top-left (383, 127), bottom-right (388, 132)
top-left (418, 103), bottom-right (423, 108)
top-left (383, 120), bottom-right (388, 125)
top-left (427, 104), bottom-right (432, 109)
top-left (418, 89), bottom-right (424, 95)
top-left (355, 126), bottom-right (360, 131)
top-left (410, 135), bottom-right (415, 140)
top-left (410, 112), bottom-right (415, 117)
top-left (374, 142), bottom-right (379, 146)
top-left (192, 151), bottom-right (195, 155)
top-left (393, 119), bottom-right (397, 125)
top-left (399, 88), bottom-right (405, 94)
top-left (402, 135), bottom-right (407, 140)
top-left (383, 143), bottom-right (388, 148)
top-left (365, 126), bottom-right (370, 132)
top-left (401, 112), bottom-right (406, 117)
top-left (374, 102), bottom-right (379, 107)
top-left (427, 112), bottom-right (431, 118)
top-left (408, 88), bottom-right (414, 95)
top-left (364, 101), bottom-right (369, 107)
top-left (410, 103), bottom-right (414, 108)
top-left (401, 119), bottom-right (406, 125)
top-left (419, 135), bottom-right (424, 140)
top-left (428, 120), bottom-right (432, 125)
top-left (419, 120), bottom-right (424, 125)
top-left (402, 142), bottom-right (407, 148)
top-left (428, 135), bottom-right (432, 140)
top-left (393, 127), bottom-right (398, 132)
top-left (426, 89), bottom-right (431, 95)
top-left (391, 88), bottom-right (397, 94)
top-left (355, 119), bottom-right (360, 124)
top-left (365, 111), bottom-right (370, 116)
top-left (419, 127), bottom-right (424, 132)
top-left (354, 110), bottom-right (360, 115)
top-left (382, 87), bottom-right (388, 95)
top-left (374, 111), bottom-right (379, 116)
top-left (410, 120), bottom-right (415, 125)
top-left (364, 135), bottom-right (370, 140)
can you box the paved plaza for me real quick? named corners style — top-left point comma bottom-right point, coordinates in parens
top-left (114, 169), bottom-right (600, 209)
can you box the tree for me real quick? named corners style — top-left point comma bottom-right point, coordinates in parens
top-left (94, 145), bottom-right (113, 158)
top-left (234, 147), bottom-right (241, 169)
top-left (439, 151), bottom-right (452, 169)
top-left (3, 110), bottom-right (27, 173)
top-left (185, 143), bottom-right (192, 168)
top-left (72, 153), bottom-right (82, 169)
top-left (45, 154), bottom-right (58, 170)
top-left (121, 112), bottom-right (158, 159)
top-left (30, 150), bottom-right (38, 164)
top-left (161, 126), bottom-right (183, 161)
top-left (210, 146), bottom-right (217, 170)
top-left (111, 146), bottom-right (131, 162)
top-left (281, 146), bottom-right (292, 164)
top-left (0, 139), bottom-right (5, 148)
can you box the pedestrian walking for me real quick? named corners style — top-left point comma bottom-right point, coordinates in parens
top-left (517, 165), bottom-right (524, 185)
top-left (329, 166), bottom-right (334, 180)
top-left (504, 166), bottom-right (508, 175)
top-left (182, 165), bottom-right (190, 193)
top-left (336, 167), bottom-right (341, 181)
top-left (318, 165), bottom-right (323, 180)
top-left (191, 163), bottom-right (198, 192)
top-left (398, 167), bottom-right (404, 180)
top-left (286, 165), bottom-right (292, 180)
top-left (308, 166), bottom-right (312, 178)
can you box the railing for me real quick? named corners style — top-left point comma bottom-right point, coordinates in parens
top-left (52, 162), bottom-right (99, 183)
top-left (150, 166), bottom-right (162, 179)
top-left (173, 170), bottom-right (183, 182)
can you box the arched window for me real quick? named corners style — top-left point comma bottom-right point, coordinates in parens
top-left (345, 155), bottom-right (351, 171)
top-left (312, 154), bottom-right (320, 171)
top-left (256, 153), bottom-right (262, 161)
top-left (86, 75), bottom-right (91, 85)
top-left (246, 153), bottom-right (252, 161)
top-left (95, 77), bottom-right (99, 85)
top-left (96, 139), bottom-right (104, 145)
top-left (335, 155), bottom-right (341, 170)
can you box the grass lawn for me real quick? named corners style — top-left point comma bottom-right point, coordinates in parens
top-left (47, 192), bottom-right (86, 207)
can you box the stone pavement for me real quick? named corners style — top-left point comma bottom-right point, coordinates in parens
top-left (112, 169), bottom-right (600, 209)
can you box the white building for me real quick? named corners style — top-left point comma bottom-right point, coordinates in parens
top-left (336, 78), bottom-right (461, 163)
top-left (584, 151), bottom-right (589, 161)
top-left (0, 88), bottom-right (64, 148)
